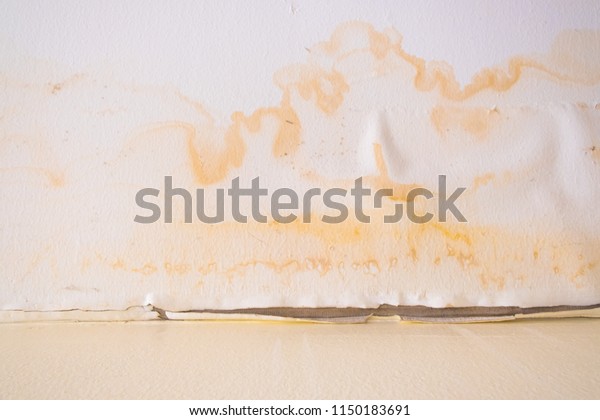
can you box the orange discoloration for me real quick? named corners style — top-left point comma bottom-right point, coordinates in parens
top-left (198, 262), bottom-right (218, 276)
top-left (429, 222), bottom-right (473, 246)
top-left (430, 106), bottom-right (500, 139)
top-left (571, 262), bottom-right (597, 282)
top-left (269, 216), bottom-right (367, 245)
top-left (221, 257), bottom-right (337, 280)
top-left (223, 259), bottom-right (302, 279)
top-left (368, 30), bottom-right (392, 60)
top-left (408, 247), bottom-right (418, 262)
top-left (131, 263), bottom-right (158, 276)
top-left (43, 169), bottom-right (66, 187)
top-left (188, 122), bottom-right (246, 185)
top-left (305, 257), bottom-right (333, 276)
top-left (231, 92), bottom-right (302, 158)
top-left (0, 167), bottom-right (66, 187)
top-left (111, 259), bottom-right (126, 270)
top-left (351, 260), bottom-right (380, 275)
top-left (93, 210), bottom-right (600, 295)
top-left (124, 119), bottom-right (245, 186)
top-left (48, 73), bottom-right (84, 95)
top-left (292, 68), bottom-right (349, 115)
top-left (472, 173), bottom-right (496, 190)
top-left (314, 22), bottom-right (600, 101)
top-left (164, 262), bottom-right (191, 276)
top-left (410, 53), bottom-right (588, 100)
top-left (6, 22), bottom-right (600, 310)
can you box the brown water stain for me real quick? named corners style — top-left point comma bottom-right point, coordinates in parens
top-left (430, 106), bottom-right (501, 140)
top-left (3, 21), bottom-right (600, 309)
top-left (85, 212), bottom-right (600, 293)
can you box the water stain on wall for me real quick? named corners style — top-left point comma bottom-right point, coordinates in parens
top-left (1, 22), bottom-right (600, 312)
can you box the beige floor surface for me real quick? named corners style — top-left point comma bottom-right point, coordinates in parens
top-left (0, 318), bottom-right (598, 399)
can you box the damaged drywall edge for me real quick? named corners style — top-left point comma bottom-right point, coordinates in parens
top-left (0, 305), bottom-right (160, 323)
top-left (1, 303), bottom-right (600, 324)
